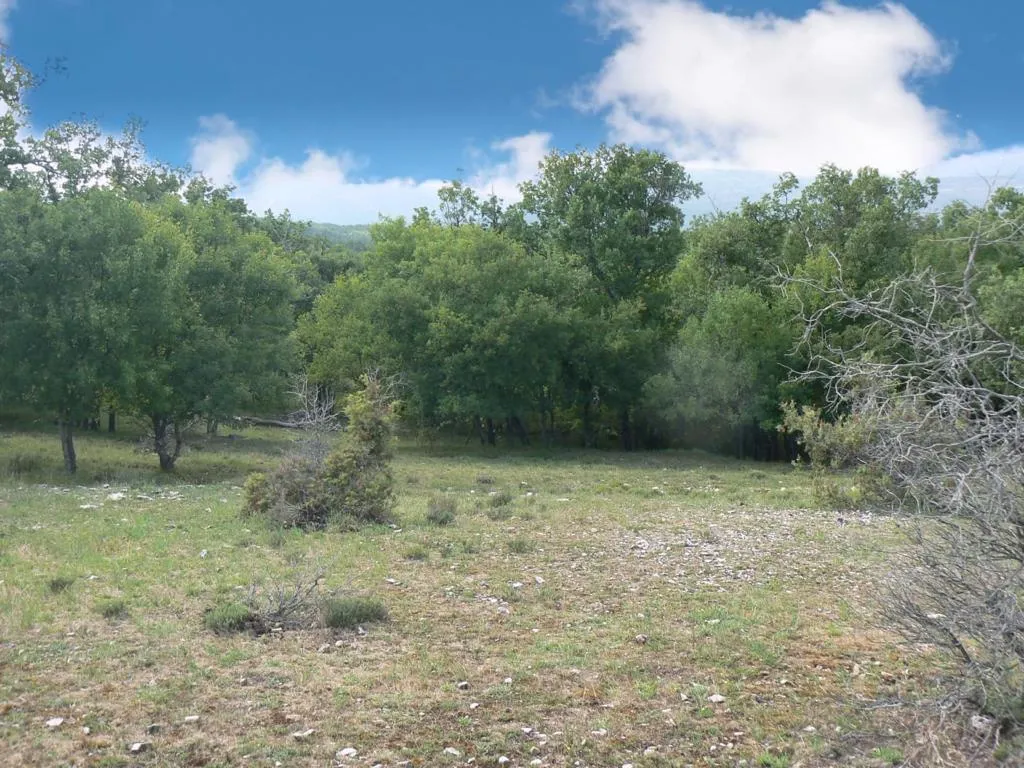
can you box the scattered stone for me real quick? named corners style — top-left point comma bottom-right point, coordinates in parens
top-left (634, 634), bottom-right (648, 644)
top-left (384, 578), bottom-right (400, 585)
top-left (456, 681), bottom-right (470, 690)
top-left (469, 702), bottom-right (480, 710)
top-left (128, 742), bottom-right (151, 754)
top-left (971, 715), bottom-right (994, 731)
top-left (81, 726), bottom-right (90, 735)
top-left (106, 492), bottom-right (125, 501)
top-left (591, 729), bottom-right (608, 737)
top-left (803, 725), bottom-right (816, 733)
top-left (443, 747), bottom-right (462, 758)
top-left (79, 504), bottom-right (99, 510)
top-left (503, 677), bottom-right (513, 684)
top-left (45, 717), bottom-right (64, 729)
top-left (623, 764), bottom-right (634, 768)
top-left (317, 643), bottom-right (331, 654)
top-left (643, 746), bottom-right (658, 756)
top-left (530, 760), bottom-right (543, 766)
top-left (335, 640), bottom-right (345, 647)
top-left (534, 576), bottom-right (545, 585)
top-left (708, 694), bottom-right (726, 704)
top-left (183, 715), bottom-right (200, 724)
top-left (498, 758), bottom-right (510, 766)
top-left (337, 747), bottom-right (358, 758)
top-left (291, 728), bottom-right (315, 740)
top-left (146, 723), bottom-right (161, 734)
top-left (199, 549), bottom-right (208, 558)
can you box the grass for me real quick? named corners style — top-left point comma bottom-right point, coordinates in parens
top-left (322, 596), bottom-right (389, 629)
top-left (0, 417), bottom-right (994, 766)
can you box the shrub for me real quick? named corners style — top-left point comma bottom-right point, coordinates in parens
top-left (241, 373), bottom-right (397, 530)
top-left (426, 495), bottom-right (458, 526)
top-left (47, 575), bottom-right (75, 593)
top-left (507, 537), bottom-right (534, 554)
top-left (322, 596), bottom-right (388, 629)
top-left (203, 602), bottom-right (255, 634)
top-left (96, 598), bottom-right (128, 619)
top-left (488, 490), bottom-right (513, 508)
top-left (403, 544), bottom-right (430, 561)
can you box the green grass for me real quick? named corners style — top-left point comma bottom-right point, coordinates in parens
top-left (322, 596), bottom-right (389, 629)
top-left (0, 418), bottom-right (981, 767)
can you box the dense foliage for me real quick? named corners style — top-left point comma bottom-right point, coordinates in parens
top-left (2, 50), bottom-right (1024, 473)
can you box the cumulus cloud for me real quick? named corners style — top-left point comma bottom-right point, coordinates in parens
top-left (188, 114), bottom-right (551, 223)
top-left (0, 0), bottom-right (15, 43)
top-left (581, 0), bottom-right (958, 174)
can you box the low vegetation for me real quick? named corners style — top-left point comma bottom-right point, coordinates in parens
top-left (0, 424), bottom-right (1009, 766)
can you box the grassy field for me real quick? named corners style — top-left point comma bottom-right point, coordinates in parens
top-left (0, 422), bottom-right (992, 766)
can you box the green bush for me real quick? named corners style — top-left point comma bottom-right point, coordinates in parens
top-left (203, 602), bottom-right (255, 634)
top-left (322, 596), bottom-right (388, 629)
top-left (241, 375), bottom-right (397, 530)
top-left (47, 575), bottom-right (75, 593)
top-left (96, 597), bottom-right (128, 619)
top-left (426, 494), bottom-right (458, 525)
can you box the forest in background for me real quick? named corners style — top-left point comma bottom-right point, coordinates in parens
top-left (2, 51), bottom-right (1023, 474)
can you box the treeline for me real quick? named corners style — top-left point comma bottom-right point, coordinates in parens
top-left (3, 52), bottom-right (1024, 471)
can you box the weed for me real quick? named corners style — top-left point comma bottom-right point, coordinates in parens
top-left (203, 603), bottom-right (255, 634)
top-left (870, 746), bottom-right (904, 765)
top-left (47, 575), bottom-right (75, 593)
top-left (322, 596), bottom-right (388, 629)
top-left (404, 544), bottom-right (430, 561)
top-left (476, 475), bottom-right (495, 485)
top-left (95, 597), bottom-right (128, 619)
top-left (757, 754), bottom-right (791, 768)
top-left (489, 490), bottom-right (513, 507)
top-left (507, 537), bottom-right (534, 554)
top-left (426, 494), bottom-right (458, 526)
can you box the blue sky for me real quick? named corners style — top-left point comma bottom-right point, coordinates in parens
top-left (4, 0), bottom-right (1024, 223)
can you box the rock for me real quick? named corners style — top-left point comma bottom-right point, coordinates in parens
top-left (146, 723), bottom-right (161, 734)
top-left (708, 694), bottom-right (726, 704)
top-left (530, 761), bottom-right (543, 766)
top-left (803, 725), bottom-right (816, 733)
top-left (971, 714), bottom-right (994, 731)
top-left (498, 758), bottom-right (510, 766)
top-left (591, 728), bottom-right (607, 737)
top-left (443, 747), bottom-right (462, 757)
top-left (634, 634), bottom-right (648, 644)
top-left (128, 742), bottom-right (151, 754)
top-left (469, 702), bottom-right (480, 710)
top-left (534, 576), bottom-right (545, 585)
top-left (199, 549), bottom-right (208, 558)
top-left (183, 715), bottom-right (200, 724)
top-left (456, 681), bottom-right (470, 690)
top-left (623, 764), bottom-right (634, 768)
top-left (511, 582), bottom-right (523, 589)
top-left (46, 717), bottom-right (64, 728)
top-left (503, 677), bottom-right (513, 684)
top-left (81, 726), bottom-right (91, 735)
top-left (291, 728), bottom-right (315, 740)
top-left (107, 492), bottom-right (125, 501)
top-left (337, 747), bottom-right (358, 758)
top-left (317, 643), bottom-right (331, 654)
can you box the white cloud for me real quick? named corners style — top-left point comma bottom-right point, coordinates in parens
top-left (582, 0), bottom-right (957, 175)
top-left (188, 114), bottom-right (551, 224)
top-left (0, 0), bottom-right (16, 43)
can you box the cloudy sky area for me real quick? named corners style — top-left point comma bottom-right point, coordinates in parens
top-left (5, 0), bottom-right (1023, 223)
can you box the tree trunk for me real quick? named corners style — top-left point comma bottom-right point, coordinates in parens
top-left (511, 415), bottom-right (530, 446)
top-left (485, 417), bottom-right (496, 446)
top-left (152, 415), bottom-right (183, 471)
top-left (582, 402), bottom-right (595, 448)
top-left (58, 418), bottom-right (77, 474)
top-left (107, 410), bottom-right (116, 433)
top-left (206, 418), bottom-right (219, 435)
top-left (620, 408), bottom-right (634, 452)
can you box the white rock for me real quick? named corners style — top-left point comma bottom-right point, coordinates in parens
top-left (511, 582), bottom-right (523, 589)
top-left (503, 677), bottom-right (513, 684)
top-left (128, 742), bottom-right (151, 753)
top-left (443, 747), bottom-right (462, 757)
top-left (291, 728), bottom-right (315, 740)
top-left (498, 758), bottom-right (510, 766)
top-left (337, 747), bottom-right (358, 758)
top-left (803, 726), bottom-right (816, 733)
top-left (591, 728), bottom-right (607, 737)
top-left (107, 492), bottom-right (125, 501)
top-left (534, 576), bottom-right (545, 585)
top-left (456, 681), bottom-right (470, 690)
top-left (45, 717), bottom-right (64, 728)
top-left (183, 715), bottom-right (200, 724)
top-left (971, 714), bottom-right (994, 731)
top-left (199, 549), bottom-right (208, 558)
top-left (81, 726), bottom-right (91, 735)
top-left (708, 694), bottom-right (726, 704)
top-left (530, 761), bottom-right (543, 766)
top-left (469, 702), bottom-right (480, 710)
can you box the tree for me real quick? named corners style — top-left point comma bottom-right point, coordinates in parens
top-left (0, 189), bottom-right (158, 471)
top-left (126, 194), bottom-right (297, 470)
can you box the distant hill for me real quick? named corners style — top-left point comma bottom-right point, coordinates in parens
top-left (307, 222), bottom-right (373, 252)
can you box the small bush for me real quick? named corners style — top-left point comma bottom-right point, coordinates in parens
top-left (6, 453), bottom-right (42, 476)
top-left (47, 575), bottom-right (75, 593)
top-left (403, 544), bottom-right (430, 561)
top-left (204, 603), bottom-right (255, 634)
top-left (322, 596), bottom-right (388, 629)
top-left (241, 374), bottom-right (397, 530)
top-left (426, 495), bottom-right (458, 526)
top-left (96, 598), bottom-right (128, 619)
top-left (507, 537), bottom-right (534, 554)
top-left (476, 475), bottom-right (495, 485)
top-left (489, 490), bottom-right (513, 508)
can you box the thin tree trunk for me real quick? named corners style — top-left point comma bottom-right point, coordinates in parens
top-left (620, 408), bottom-right (634, 452)
top-left (58, 418), bottom-right (77, 474)
top-left (107, 410), bottom-right (116, 433)
top-left (582, 402), bottom-right (595, 448)
top-left (152, 415), bottom-right (182, 471)
top-left (206, 418), bottom-right (219, 435)
top-left (485, 417), bottom-right (496, 446)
